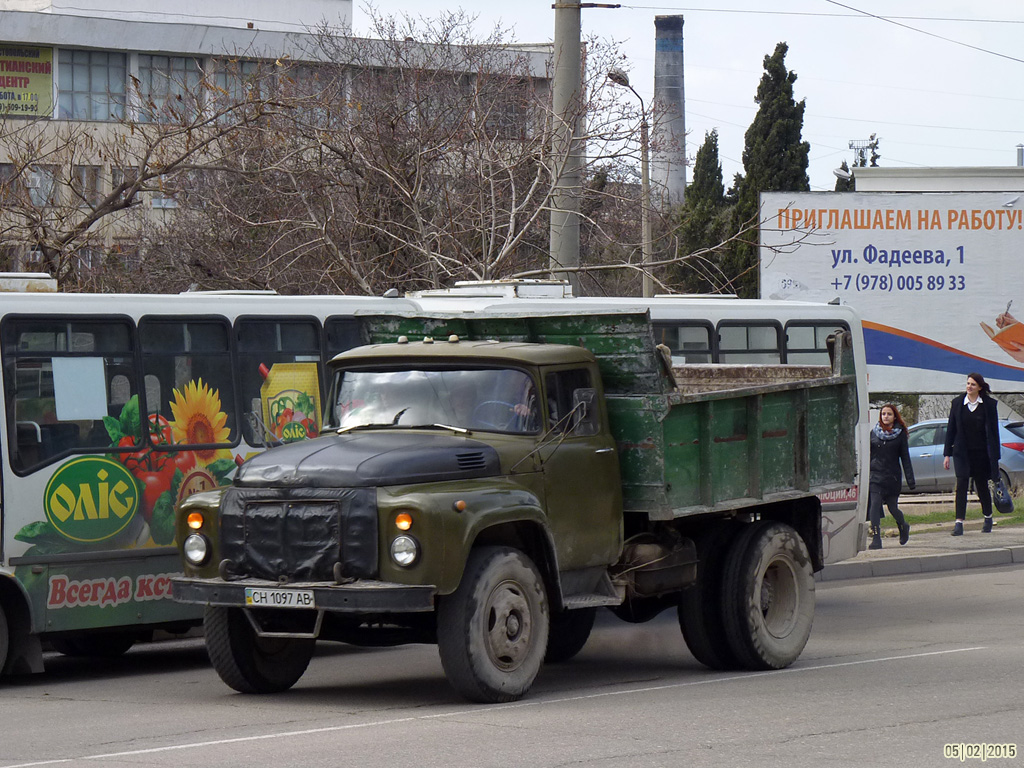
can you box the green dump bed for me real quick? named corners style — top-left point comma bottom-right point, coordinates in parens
top-left (359, 311), bottom-right (859, 521)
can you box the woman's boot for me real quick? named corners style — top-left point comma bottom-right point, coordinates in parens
top-left (891, 507), bottom-right (910, 545)
top-left (868, 525), bottom-right (882, 550)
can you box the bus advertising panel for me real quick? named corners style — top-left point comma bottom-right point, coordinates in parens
top-left (760, 191), bottom-right (1024, 393)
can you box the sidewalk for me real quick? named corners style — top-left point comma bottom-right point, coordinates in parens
top-left (819, 517), bottom-right (1024, 581)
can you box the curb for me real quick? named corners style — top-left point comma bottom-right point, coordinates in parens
top-left (818, 545), bottom-right (1024, 581)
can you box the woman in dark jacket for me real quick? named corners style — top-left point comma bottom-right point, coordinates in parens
top-left (868, 403), bottom-right (915, 549)
top-left (942, 372), bottom-right (1001, 536)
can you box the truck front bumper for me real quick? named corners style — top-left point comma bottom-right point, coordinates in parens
top-left (172, 577), bottom-right (437, 613)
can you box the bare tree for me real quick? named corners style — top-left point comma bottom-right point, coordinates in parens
top-left (0, 64), bottom-right (283, 290)
top-left (133, 10), bottom-right (645, 295)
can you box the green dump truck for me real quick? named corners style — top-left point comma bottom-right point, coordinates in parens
top-left (172, 311), bottom-right (861, 702)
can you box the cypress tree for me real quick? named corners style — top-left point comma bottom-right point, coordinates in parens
top-left (726, 42), bottom-right (810, 297)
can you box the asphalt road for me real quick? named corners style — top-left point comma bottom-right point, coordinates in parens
top-left (1, 565), bottom-right (1022, 768)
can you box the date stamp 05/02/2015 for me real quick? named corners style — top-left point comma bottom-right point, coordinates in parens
top-left (945, 744), bottom-right (1018, 762)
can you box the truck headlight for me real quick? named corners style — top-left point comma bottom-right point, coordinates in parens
top-left (183, 533), bottom-right (210, 566)
top-left (390, 535), bottom-right (419, 567)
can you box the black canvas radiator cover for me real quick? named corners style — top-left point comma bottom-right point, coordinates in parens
top-left (219, 486), bottom-right (377, 582)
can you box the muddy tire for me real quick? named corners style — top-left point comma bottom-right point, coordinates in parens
top-left (204, 607), bottom-right (315, 694)
top-left (0, 603), bottom-right (8, 673)
top-left (545, 607), bottom-right (596, 663)
top-left (437, 546), bottom-right (549, 703)
top-left (677, 525), bottom-right (745, 670)
top-left (50, 631), bottom-right (136, 658)
top-left (721, 522), bottom-right (815, 670)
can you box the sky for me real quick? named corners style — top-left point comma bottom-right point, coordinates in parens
top-left (352, 1), bottom-right (1024, 192)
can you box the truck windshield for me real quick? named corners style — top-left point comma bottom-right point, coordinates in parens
top-left (329, 368), bottom-right (539, 434)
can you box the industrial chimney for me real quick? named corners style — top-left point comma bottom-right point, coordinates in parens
top-left (652, 15), bottom-right (686, 209)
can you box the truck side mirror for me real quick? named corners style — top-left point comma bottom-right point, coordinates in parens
top-left (571, 388), bottom-right (599, 436)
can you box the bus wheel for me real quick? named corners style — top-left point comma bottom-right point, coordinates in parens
top-left (204, 607), bottom-right (315, 694)
top-left (50, 632), bottom-right (136, 658)
top-left (677, 525), bottom-right (743, 670)
top-left (721, 522), bottom-right (815, 670)
top-left (0, 603), bottom-right (9, 673)
top-left (545, 607), bottom-right (596, 663)
top-left (437, 546), bottom-right (549, 703)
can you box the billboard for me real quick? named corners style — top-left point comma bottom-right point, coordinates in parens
top-left (760, 191), bottom-right (1024, 393)
top-left (0, 45), bottom-right (54, 117)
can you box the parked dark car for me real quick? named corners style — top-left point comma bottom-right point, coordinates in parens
top-left (902, 418), bottom-right (1024, 494)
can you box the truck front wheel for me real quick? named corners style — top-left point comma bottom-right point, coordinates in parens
top-left (437, 546), bottom-right (549, 703)
top-left (204, 607), bottom-right (315, 694)
top-left (721, 522), bottom-right (815, 670)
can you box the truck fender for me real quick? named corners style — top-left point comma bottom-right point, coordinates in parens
top-left (448, 501), bottom-right (561, 606)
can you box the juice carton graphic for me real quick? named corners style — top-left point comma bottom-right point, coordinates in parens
top-left (259, 362), bottom-right (322, 443)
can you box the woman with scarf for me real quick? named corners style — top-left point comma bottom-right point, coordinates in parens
top-left (868, 404), bottom-right (915, 549)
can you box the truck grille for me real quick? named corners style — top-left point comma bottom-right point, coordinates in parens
top-left (219, 487), bottom-right (377, 582)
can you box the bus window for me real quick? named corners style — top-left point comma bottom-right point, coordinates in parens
top-left (651, 323), bottom-right (712, 364)
top-left (717, 322), bottom-right (782, 364)
top-left (2, 317), bottom-right (139, 472)
top-left (325, 317), bottom-right (365, 357)
top-left (785, 322), bottom-right (849, 365)
top-left (236, 317), bottom-right (323, 446)
top-left (139, 318), bottom-right (237, 450)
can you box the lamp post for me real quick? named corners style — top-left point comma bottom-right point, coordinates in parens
top-left (608, 68), bottom-right (653, 298)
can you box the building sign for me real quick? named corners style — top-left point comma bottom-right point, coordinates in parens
top-left (0, 45), bottom-right (53, 117)
top-left (760, 191), bottom-right (1024, 393)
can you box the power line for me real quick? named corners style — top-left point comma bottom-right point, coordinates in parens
top-left (822, 0), bottom-right (1024, 65)
top-left (621, 5), bottom-right (1024, 26)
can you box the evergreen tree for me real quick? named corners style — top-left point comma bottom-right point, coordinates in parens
top-left (834, 160), bottom-right (854, 192)
top-left (671, 130), bottom-right (731, 293)
top-left (725, 42), bottom-right (810, 297)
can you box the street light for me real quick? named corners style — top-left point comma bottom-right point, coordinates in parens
top-left (608, 68), bottom-right (653, 298)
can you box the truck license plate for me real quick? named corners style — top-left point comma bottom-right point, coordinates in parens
top-left (244, 588), bottom-right (315, 608)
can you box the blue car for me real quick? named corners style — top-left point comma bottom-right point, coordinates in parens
top-left (902, 418), bottom-right (1024, 494)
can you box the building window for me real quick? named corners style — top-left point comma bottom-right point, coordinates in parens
top-left (111, 167), bottom-right (140, 204)
top-left (151, 175), bottom-right (179, 209)
top-left (138, 55), bottom-right (202, 123)
top-left (71, 165), bottom-right (102, 207)
top-left (25, 165), bottom-right (58, 208)
top-left (74, 247), bottom-right (102, 271)
top-left (212, 59), bottom-right (259, 111)
top-left (57, 49), bottom-right (127, 121)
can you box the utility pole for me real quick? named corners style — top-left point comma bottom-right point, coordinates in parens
top-left (549, 1), bottom-right (583, 294)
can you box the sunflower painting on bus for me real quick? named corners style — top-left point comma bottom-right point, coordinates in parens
top-left (100, 379), bottom-right (237, 547)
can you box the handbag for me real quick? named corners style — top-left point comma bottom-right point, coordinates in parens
top-left (989, 477), bottom-right (1014, 515)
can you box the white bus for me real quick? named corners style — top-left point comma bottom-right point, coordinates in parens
top-left (0, 288), bottom-right (416, 676)
top-left (411, 280), bottom-right (871, 568)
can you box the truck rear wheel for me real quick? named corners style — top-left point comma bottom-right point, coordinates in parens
top-left (204, 607), bottom-right (315, 694)
top-left (721, 521), bottom-right (815, 670)
top-left (0, 603), bottom-right (8, 673)
top-left (437, 546), bottom-right (549, 703)
top-left (545, 607), bottom-right (596, 663)
top-left (677, 525), bottom-right (743, 670)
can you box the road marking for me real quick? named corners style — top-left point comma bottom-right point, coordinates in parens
top-left (0, 646), bottom-right (986, 768)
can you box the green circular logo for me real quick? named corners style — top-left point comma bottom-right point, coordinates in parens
top-left (44, 457), bottom-right (140, 543)
top-left (280, 421), bottom-right (309, 442)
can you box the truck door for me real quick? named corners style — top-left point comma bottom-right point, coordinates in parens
top-left (540, 367), bottom-right (622, 570)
